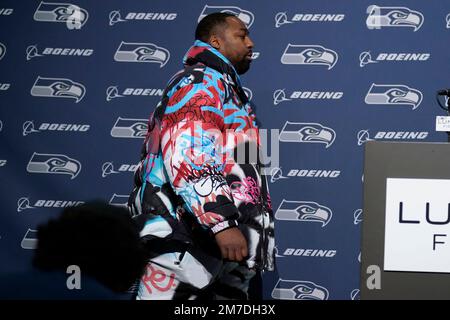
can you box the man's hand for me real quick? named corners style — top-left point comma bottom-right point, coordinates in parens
top-left (214, 227), bottom-right (248, 261)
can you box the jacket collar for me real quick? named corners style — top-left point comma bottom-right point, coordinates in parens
top-left (183, 40), bottom-right (244, 90)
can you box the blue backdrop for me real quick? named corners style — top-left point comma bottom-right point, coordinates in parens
top-left (1, 0), bottom-right (449, 300)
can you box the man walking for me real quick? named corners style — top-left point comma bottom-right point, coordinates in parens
top-left (128, 12), bottom-right (274, 300)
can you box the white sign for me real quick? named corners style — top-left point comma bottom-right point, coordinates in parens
top-left (385, 178), bottom-right (450, 273)
top-left (436, 116), bottom-right (450, 132)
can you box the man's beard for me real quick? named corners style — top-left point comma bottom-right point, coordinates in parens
top-left (234, 59), bottom-right (251, 75)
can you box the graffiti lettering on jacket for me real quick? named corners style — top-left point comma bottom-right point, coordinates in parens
top-left (141, 264), bottom-right (176, 294)
top-left (230, 176), bottom-right (261, 205)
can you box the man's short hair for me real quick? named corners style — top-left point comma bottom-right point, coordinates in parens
top-left (195, 12), bottom-right (236, 42)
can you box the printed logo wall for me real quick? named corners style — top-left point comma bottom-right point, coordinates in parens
top-left (0, 1), bottom-right (448, 299)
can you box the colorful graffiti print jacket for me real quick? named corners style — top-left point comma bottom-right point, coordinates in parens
top-left (129, 40), bottom-right (274, 271)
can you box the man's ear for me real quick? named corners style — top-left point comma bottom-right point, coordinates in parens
top-left (209, 35), bottom-right (221, 50)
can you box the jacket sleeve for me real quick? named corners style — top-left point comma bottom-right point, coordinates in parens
top-left (159, 79), bottom-right (239, 234)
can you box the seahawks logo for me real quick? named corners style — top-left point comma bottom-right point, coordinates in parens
top-left (275, 200), bottom-right (332, 227)
top-left (365, 83), bottom-right (422, 110)
top-left (281, 44), bottom-right (338, 69)
top-left (33, 1), bottom-right (89, 29)
top-left (26, 152), bottom-right (81, 179)
top-left (366, 5), bottom-right (424, 31)
top-left (272, 279), bottom-right (329, 300)
top-left (110, 117), bottom-right (148, 138)
top-left (279, 122), bottom-right (336, 148)
top-left (30, 76), bottom-right (86, 103)
top-left (114, 42), bottom-right (170, 67)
